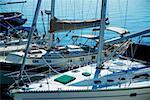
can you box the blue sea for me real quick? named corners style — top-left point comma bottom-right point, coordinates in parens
top-left (1, 0), bottom-right (150, 44)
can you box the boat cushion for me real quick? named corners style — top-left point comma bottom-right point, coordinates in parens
top-left (54, 75), bottom-right (76, 84)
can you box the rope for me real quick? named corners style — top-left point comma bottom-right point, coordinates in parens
top-left (104, 40), bottom-right (131, 61)
top-left (42, 57), bottom-right (60, 74)
top-left (95, 0), bottom-right (99, 18)
top-left (81, 0), bottom-right (84, 35)
top-left (118, 0), bottom-right (123, 27)
top-left (55, 31), bottom-right (71, 45)
top-left (21, 1), bottom-right (25, 12)
top-left (124, 0), bottom-right (129, 28)
top-left (85, 0), bottom-right (93, 19)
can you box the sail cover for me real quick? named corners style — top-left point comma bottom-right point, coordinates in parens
top-left (93, 27), bottom-right (129, 35)
top-left (72, 34), bottom-right (98, 39)
top-left (50, 17), bottom-right (109, 33)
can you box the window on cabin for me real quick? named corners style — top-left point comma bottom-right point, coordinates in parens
top-left (46, 60), bottom-right (51, 63)
top-left (107, 79), bottom-right (114, 82)
top-left (94, 80), bottom-right (101, 84)
top-left (68, 59), bottom-right (72, 62)
top-left (91, 56), bottom-right (96, 60)
top-left (80, 58), bottom-right (84, 62)
top-left (32, 60), bottom-right (39, 63)
top-left (118, 77), bottom-right (126, 81)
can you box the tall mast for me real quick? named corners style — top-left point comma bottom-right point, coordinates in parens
top-left (49, 0), bottom-right (55, 48)
top-left (19, 0), bottom-right (42, 81)
top-left (45, 10), bottom-right (51, 35)
top-left (93, 0), bottom-right (107, 89)
top-left (51, 0), bottom-right (55, 19)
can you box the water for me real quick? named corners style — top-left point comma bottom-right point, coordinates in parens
top-left (0, 0), bottom-right (150, 99)
top-left (1, 0), bottom-right (150, 42)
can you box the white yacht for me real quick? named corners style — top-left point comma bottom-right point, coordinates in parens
top-left (9, 0), bottom-right (150, 99)
top-left (10, 53), bottom-right (150, 100)
top-left (0, 26), bottom-right (129, 72)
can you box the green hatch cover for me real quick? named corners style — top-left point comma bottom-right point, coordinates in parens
top-left (54, 75), bottom-right (76, 84)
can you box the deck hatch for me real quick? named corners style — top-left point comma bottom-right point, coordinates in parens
top-left (54, 75), bottom-right (76, 84)
top-left (82, 72), bottom-right (91, 76)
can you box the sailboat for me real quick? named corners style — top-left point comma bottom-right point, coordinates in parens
top-left (9, 0), bottom-right (150, 100)
top-left (0, 0), bottom-right (130, 71)
top-left (0, 1), bottom-right (41, 55)
top-left (0, 12), bottom-right (27, 32)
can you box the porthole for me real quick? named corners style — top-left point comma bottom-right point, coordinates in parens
top-left (107, 79), bottom-right (114, 82)
top-left (94, 80), bottom-right (101, 84)
top-left (91, 56), bottom-right (96, 60)
top-left (46, 60), bottom-right (51, 63)
top-left (72, 70), bottom-right (80, 73)
top-left (118, 77), bottom-right (126, 80)
top-left (132, 74), bottom-right (149, 79)
top-left (80, 58), bottom-right (84, 62)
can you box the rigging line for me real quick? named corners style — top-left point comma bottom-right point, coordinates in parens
top-left (66, 0), bottom-right (69, 19)
top-left (54, 31), bottom-right (71, 45)
top-left (42, 57), bottom-right (60, 74)
top-left (118, 0), bottom-right (123, 27)
top-left (21, 1), bottom-right (25, 12)
top-left (85, 0), bottom-right (93, 19)
top-left (82, 0), bottom-right (84, 19)
top-left (62, 0), bottom-right (69, 32)
top-left (95, 0), bottom-right (99, 18)
top-left (73, 0), bottom-right (76, 20)
top-left (132, 43), bottom-right (138, 58)
top-left (81, 0), bottom-right (84, 35)
top-left (32, 0), bottom-right (35, 17)
top-left (44, 0), bottom-right (49, 10)
top-left (61, 0), bottom-right (64, 18)
top-left (124, 0), bottom-right (129, 28)
top-left (5, 21), bottom-right (20, 33)
top-left (106, 0), bottom-right (109, 20)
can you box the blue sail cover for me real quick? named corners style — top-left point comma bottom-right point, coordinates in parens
top-left (0, 12), bottom-right (27, 32)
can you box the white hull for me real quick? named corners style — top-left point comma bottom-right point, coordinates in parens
top-left (0, 44), bottom-right (26, 55)
top-left (4, 54), bottom-right (97, 68)
top-left (26, 54), bottom-right (97, 67)
top-left (13, 86), bottom-right (150, 100)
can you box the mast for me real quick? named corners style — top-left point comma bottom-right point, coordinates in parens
top-left (45, 10), bottom-right (51, 35)
top-left (19, 0), bottom-right (42, 81)
top-left (49, 0), bottom-right (55, 48)
top-left (93, 0), bottom-right (107, 89)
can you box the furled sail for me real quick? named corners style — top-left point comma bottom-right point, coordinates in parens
top-left (50, 17), bottom-right (109, 33)
top-left (93, 27), bottom-right (129, 35)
